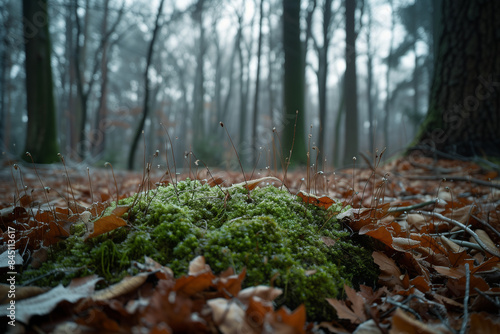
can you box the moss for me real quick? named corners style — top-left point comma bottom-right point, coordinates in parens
top-left (20, 179), bottom-right (378, 321)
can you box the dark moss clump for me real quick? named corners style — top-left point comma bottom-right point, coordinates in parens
top-left (20, 179), bottom-right (378, 321)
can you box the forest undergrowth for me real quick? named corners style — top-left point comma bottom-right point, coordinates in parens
top-left (0, 148), bottom-right (500, 333)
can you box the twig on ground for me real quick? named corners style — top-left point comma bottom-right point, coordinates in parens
top-left (472, 215), bottom-right (500, 239)
top-left (388, 200), bottom-right (436, 213)
top-left (407, 175), bottom-right (500, 189)
top-left (419, 211), bottom-right (500, 258)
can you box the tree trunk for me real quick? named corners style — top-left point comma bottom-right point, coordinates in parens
top-left (252, 0), bottom-right (264, 164)
top-left (383, 0), bottom-right (394, 152)
top-left (127, 0), bottom-right (165, 170)
top-left (192, 0), bottom-right (207, 152)
top-left (366, 2), bottom-right (374, 153)
top-left (282, 0), bottom-right (307, 165)
top-left (342, 0), bottom-right (358, 166)
top-left (22, 0), bottom-right (60, 163)
top-left (414, 0), bottom-right (500, 157)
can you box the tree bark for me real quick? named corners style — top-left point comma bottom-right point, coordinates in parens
top-left (413, 0), bottom-right (500, 157)
top-left (252, 0), bottom-right (265, 164)
top-left (342, 0), bottom-right (358, 166)
top-left (282, 0), bottom-right (307, 165)
top-left (22, 0), bottom-right (60, 163)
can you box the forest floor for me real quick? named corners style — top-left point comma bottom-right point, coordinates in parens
top-left (1, 155), bottom-right (500, 333)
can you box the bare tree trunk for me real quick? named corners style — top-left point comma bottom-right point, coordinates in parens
top-left (366, 3), bottom-right (374, 152)
top-left (192, 0), bottom-right (207, 152)
top-left (22, 0), bottom-right (59, 163)
top-left (383, 0), bottom-right (395, 151)
top-left (342, 0), bottom-right (358, 166)
top-left (283, 0), bottom-right (307, 165)
top-left (221, 17), bottom-right (241, 122)
top-left (251, 0), bottom-right (265, 164)
top-left (127, 0), bottom-right (165, 170)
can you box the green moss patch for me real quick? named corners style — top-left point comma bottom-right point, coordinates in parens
top-left (21, 179), bottom-right (378, 321)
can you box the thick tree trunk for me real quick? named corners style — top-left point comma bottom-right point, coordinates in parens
top-left (252, 0), bottom-right (264, 164)
top-left (22, 0), bottom-right (59, 163)
top-left (342, 0), bottom-right (358, 166)
top-left (283, 0), bottom-right (307, 165)
top-left (414, 0), bottom-right (500, 157)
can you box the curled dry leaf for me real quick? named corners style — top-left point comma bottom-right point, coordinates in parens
top-left (473, 229), bottom-right (498, 254)
top-left (326, 284), bottom-right (366, 325)
top-left (188, 255), bottom-right (211, 276)
top-left (297, 191), bottom-right (335, 209)
top-left (0, 284), bottom-right (47, 303)
top-left (238, 285), bottom-right (282, 304)
top-left (271, 304), bottom-right (307, 334)
top-left (208, 298), bottom-right (257, 334)
top-left (232, 176), bottom-right (283, 191)
top-left (372, 251), bottom-right (405, 288)
top-left (93, 272), bottom-right (150, 301)
top-left (389, 308), bottom-right (441, 334)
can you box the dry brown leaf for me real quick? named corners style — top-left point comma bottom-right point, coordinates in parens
top-left (326, 298), bottom-right (362, 324)
top-left (272, 304), bottom-right (307, 334)
top-left (238, 285), bottom-right (282, 304)
top-left (372, 251), bottom-right (403, 288)
top-left (84, 213), bottom-right (127, 240)
top-left (474, 229), bottom-right (498, 253)
top-left (320, 236), bottom-right (337, 247)
top-left (0, 275), bottom-right (101, 323)
top-left (391, 237), bottom-right (420, 251)
top-left (440, 235), bottom-right (464, 253)
top-left (208, 298), bottom-right (257, 334)
top-left (93, 272), bottom-right (150, 301)
top-left (232, 176), bottom-right (283, 191)
top-left (113, 205), bottom-right (131, 217)
top-left (297, 191), bottom-right (335, 209)
top-left (174, 271), bottom-right (216, 296)
top-left (0, 284), bottom-right (47, 303)
top-left (215, 267), bottom-right (246, 298)
top-left (188, 255), bottom-right (211, 275)
top-left (469, 312), bottom-right (500, 334)
top-left (389, 308), bottom-right (437, 334)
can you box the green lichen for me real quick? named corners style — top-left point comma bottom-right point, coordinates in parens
top-left (20, 179), bottom-right (378, 321)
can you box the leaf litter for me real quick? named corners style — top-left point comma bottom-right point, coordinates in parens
top-left (0, 155), bottom-right (500, 333)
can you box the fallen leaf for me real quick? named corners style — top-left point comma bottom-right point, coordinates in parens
top-left (469, 312), bottom-right (500, 334)
top-left (238, 285), bottom-right (282, 304)
top-left (372, 251), bottom-right (404, 288)
top-left (188, 255), bottom-right (211, 275)
top-left (272, 304), bottom-right (307, 334)
top-left (93, 272), bottom-right (150, 301)
top-left (208, 298), bottom-right (256, 334)
top-left (297, 191), bottom-right (335, 209)
top-left (320, 236), bottom-right (337, 247)
top-left (389, 308), bottom-right (437, 334)
top-left (0, 275), bottom-right (101, 324)
top-left (84, 213), bottom-right (127, 240)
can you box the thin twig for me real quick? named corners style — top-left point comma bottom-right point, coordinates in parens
top-left (419, 211), bottom-right (500, 258)
top-left (408, 175), bottom-right (500, 189)
top-left (388, 200), bottom-right (436, 213)
top-left (472, 215), bottom-right (500, 239)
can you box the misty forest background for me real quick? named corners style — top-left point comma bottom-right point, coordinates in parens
top-left (0, 0), bottom-right (443, 171)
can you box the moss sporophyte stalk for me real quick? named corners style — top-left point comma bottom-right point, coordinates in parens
top-left (21, 179), bottom-right (378, 321)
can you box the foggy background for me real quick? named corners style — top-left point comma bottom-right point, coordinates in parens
top-left (0, 0), bottom-right (433, 170)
